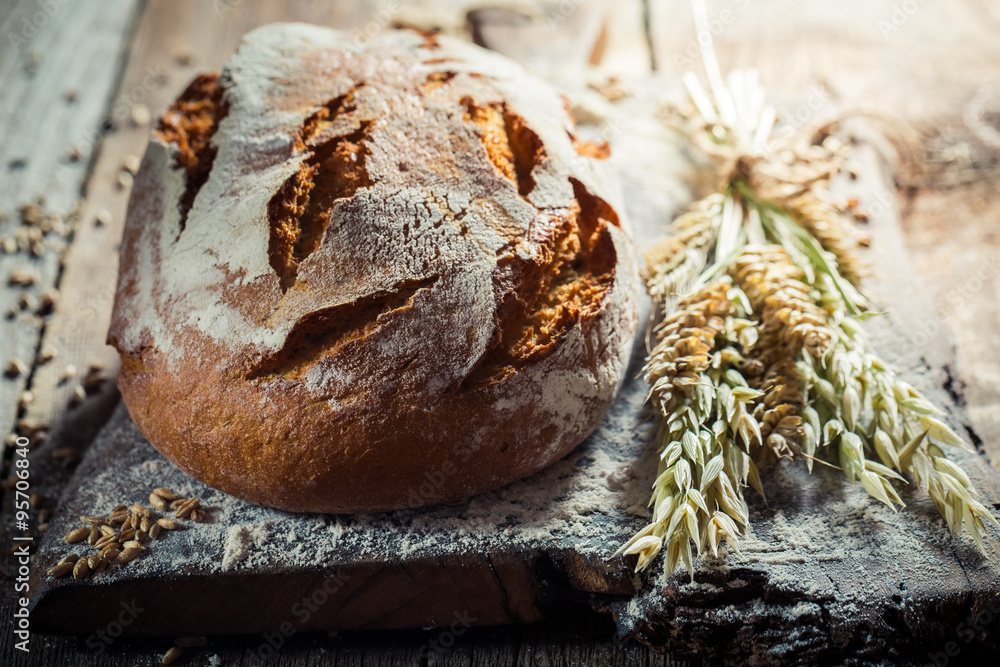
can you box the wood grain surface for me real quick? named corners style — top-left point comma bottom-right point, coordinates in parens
top-left (2, 1), bottom-right (1000, 666)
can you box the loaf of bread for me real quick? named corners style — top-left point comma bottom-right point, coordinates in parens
top-left (108, 23), bottom-right (638, 513)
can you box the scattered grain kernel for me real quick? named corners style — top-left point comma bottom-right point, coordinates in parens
top-left (149, 493), bottom-right (169, 510)
top-left (116, 170), bottom-right (134, 190)
top-left (5, 358), bottom-right (27, 378)
top-left (175, 498), bottom-right (200, 519)
top-left (65, 527), bottom-right (89, 543)
top-left (58, 553), bottom-right (79, 565)
top-left (87, 554), bottom-right (102, 570)
top-left (113, 546), bottom-right (143, 564)
top-left (130, 104), bottom-right (151, 127)
top-left (73, 558), bottom-right (89, 579)
top-left (46, 562), bottom-right (74, 577)
top-left (161, 646), bottom-right (182, 665)
top-left (123, 540), bottom-right (143, 550)
top-left (153, 487), bottom-right (179, 501)
top-left (149, 523), bottom-right (162, 539)
top-left (7, 269), bottom-right (37, 287)
top-left (132, 505), bottom-right (153, 519)
top-left (80, 515), bottom-right (108, 526)
top-left (123, 155), bottom-right (142, 174)
top-left (157, 518), bottom-right (180, 530)
top-left (87, 525), bottom-right (101, 545)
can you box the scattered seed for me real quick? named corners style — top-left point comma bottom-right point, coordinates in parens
top-left (94, 557), bottom-right (109, 573)
top-left (175, 498), bottom-right (200, 519)
top-left (119, 528), bottom-right (136, 542)
top-left (46, 562), bottom-right (74, 577)
top-left (116, 171), bottom-right (134, 190)
top-left (150, 492), bottom-right (169, 510)
top-left (102, 547), bottom-right (120, 562)
top-left (29, 493), bottom-right (41, 508)
top-left (131, 104), bottom-right (151, 127)
top-left (5, 358), bottom-right (27, 378)
top-left (123, 155), bottom-right (142, 174)
top-left (109, 511), bottom-right (129, 524)
top-left (136, 529), bottom-right (148, 543)
top-left (38, 290), bottom-right (57, 315)
top-left (38, 509), bottom-right (51, 524)
top-left (131, 504), bottom-right (153, 519)
top-left (149, 523), bottom-right (162, 539)
top-left (73, 558), bottom-right (89, 579)
top-left (80, 515), bottom-right (108, 526)
top-left (190, 509), bottom-right (206, 523)
top-left (87, 525), bottom-right (101, 545)
top-left (7, 269), bottom-right (37, 287)
top-left (169, 499), bottom-right (185, 510)
top-left (140, 517), bottom-right (151, 533)
top-left (157, 518), bottom-right (180, 531)
top-left (58, 553), bottom-right (79, 565)
top-left (87, 554), bottom-right (102, 570)
top-left (113, 547), bottom-right (143, 564)
top-left (94, 534), bottom-right (117, 550)
top-left (161, 646), bottom-right (182, 665)
top-left (123, 540), bottom-right (143, 550)
top-left (153, 487), bottom-right (179, 501)
top-left (65, 527), bottom-right (89, 543)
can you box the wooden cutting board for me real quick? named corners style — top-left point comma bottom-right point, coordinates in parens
top-left (25, 76), bottom-right (1000, 663)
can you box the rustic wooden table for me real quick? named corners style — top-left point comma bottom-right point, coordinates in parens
top-left (1, 1), bottom-right (998, 665)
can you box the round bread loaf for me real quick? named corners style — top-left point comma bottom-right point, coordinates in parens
top-left (108, 23), bottom-right (638, 513)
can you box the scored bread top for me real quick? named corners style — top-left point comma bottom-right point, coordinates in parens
top-left (109, 24), bottom-right (638, 511)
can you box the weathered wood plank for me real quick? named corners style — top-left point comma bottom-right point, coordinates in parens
top-left (0, 0), bottom-right (142, 467)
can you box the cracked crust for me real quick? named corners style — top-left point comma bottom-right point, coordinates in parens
top-left (108, 24), bottom-right (639, 513)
